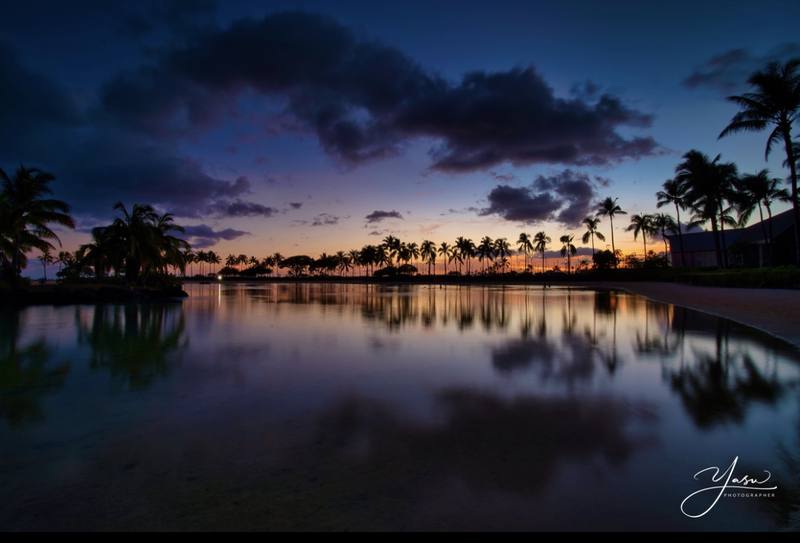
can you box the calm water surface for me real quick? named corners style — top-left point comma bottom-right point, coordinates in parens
top-left (1, 283), bottom-right (799, 530)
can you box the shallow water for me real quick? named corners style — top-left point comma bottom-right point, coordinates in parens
top-left (1, 283), bottom-right (799, 531)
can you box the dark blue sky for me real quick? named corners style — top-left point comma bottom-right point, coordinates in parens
top-left (1, 0), bottom-right (798, 254)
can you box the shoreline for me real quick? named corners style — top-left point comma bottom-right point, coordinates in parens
top-left (577, 281), bottom-right (800, 350)
top-left (1, 283), bottom-right (188, 306)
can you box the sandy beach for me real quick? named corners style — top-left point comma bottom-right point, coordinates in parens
top-left (582, 281), bottom-right (800, 349)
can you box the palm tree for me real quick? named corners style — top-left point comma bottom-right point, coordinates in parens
top-left (382, 235), bottom-right (401, 264)
top-left (516, 232), bottom-right (533, 271)
top-left (78, 225), bottom-right (121, 278)
top-left (533, 232), bottom-right (550, 273)
top-left (272, 253), bottom-right (283, 276)
top-left (719, 58), bottom-right (800, 262)
top-left (420, 240), bottom-right (436, 275)
top-left (108, 203), bottom-right (188, 282)
top-left (454, 236), bottom-right (475, 274)
top-left (626, 214), bottom-right (656, 259)
top-left (347, 249), bottom-right (361, 276)
top-left (652, 213), bottom-right (677, 257)
top-left (194, 250), bottom-right (205, 276)
top-left (734, 170), bottom-right (790, 265)
top-left (375, 245), bottom-right (390, 269)
top-left (406, 242), bottom-right (420, 268)
top-left (596, 197), bottom-right (626, 268)
top-left (559, 235), bottom-right (577, 274)
top-left (656, 178), bottom-right (688, 266)
top-left (38, 247), bottom-right (53, 281)
top-left (477, 236), bottom-right (495, 272)
top-left (675, 150), bottom-right (737, 268)
top-left (153, 211), bottom-right (190, 276)
top-left (438, 242), bottom-right (452, 274)
top-left (207, 251), bottom-right (221, 274)
top-left (0, 166), bottom-right (75, 280)
top-left (493, 238), bottom-right (511, 273)
top-left (56, 250), bottom-right (73, 273)
top-left (580, 217), bottom-right (605, 257)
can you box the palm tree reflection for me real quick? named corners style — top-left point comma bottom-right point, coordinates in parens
top-left (77, 304), bottom-right (186, 390)
top-left (666, 320), bottom-right (787, 428)
top-left (0, 312), bottom-right (69, 427)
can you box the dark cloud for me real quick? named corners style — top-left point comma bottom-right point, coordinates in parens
top-left (310, 213), bottom-right (340, 227)
top-left (481, 185), bottom-right (560, 224)
top-left (289, 202), bottom-right (303, 209)
top-left (365, 210), bottom-right (403, 223)
top-left (0, 41), bottom-right (82, 160)
top-left (101, 11), bottom-right (659, 171)
top-left (182, 223), bottom-right (249, 248)
top-left (402, 69), bottom-right (657, 171)
top-left (0, 42), bottom-right (274, 221)
top-left (205, 198), bottom-right (278, 218)
top-left (120, 0), bottom-right (218, 38)
top-left (490, 171), bottom-right (516, 182)
top-left (684, 43), bottom-right (800, 92)
top-left (481, 170), bottom-right (600, 227)
top-left (60, 136), bottom-right (270, 218)
top-left (532, 170), bottom-right (597, 226)
top-left (2, 10), bottom-right (658, 227)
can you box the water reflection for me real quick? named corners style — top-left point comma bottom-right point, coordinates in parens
top-left (665, 318), bottom-right (789, 428)
top-left (0, 312), bottom-right (69, 427)
top-left (1, 283), bottom-right (800, 530)
top-left (299, 388), bottom-right (656, 499)
top-left (76, 304), bottom-right (186, 390)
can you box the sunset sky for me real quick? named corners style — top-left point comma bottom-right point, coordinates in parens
top-left (2, 0), bottom-right (798, 265)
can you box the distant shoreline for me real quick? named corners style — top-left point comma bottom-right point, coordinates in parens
top-left (185, 276), bottom-right (800, 348)
top-left (1, 283), bottom-right (188, 306)
top-left (181, 266), bottom-right (800, 289)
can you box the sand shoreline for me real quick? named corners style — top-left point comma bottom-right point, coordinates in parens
top-left (576, 281), bottom-right (800, 349)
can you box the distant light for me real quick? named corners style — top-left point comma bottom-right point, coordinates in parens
top-left (217, 275), bottom-right (223, 281)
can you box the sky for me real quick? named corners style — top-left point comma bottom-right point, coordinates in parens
top-left (2, 0), bottom-right (799, 266)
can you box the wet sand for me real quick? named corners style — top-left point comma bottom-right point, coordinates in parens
top-left (582, 281), bottom-right (800, 349)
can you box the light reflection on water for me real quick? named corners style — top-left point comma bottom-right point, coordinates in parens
top-left (1, 283), bottom-right (799, 530)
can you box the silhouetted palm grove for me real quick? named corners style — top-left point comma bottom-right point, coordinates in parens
top-left (1, 59), bottom-right (799, 283)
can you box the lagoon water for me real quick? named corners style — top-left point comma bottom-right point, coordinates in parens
top-left (1, 283), bottom-right (799, 530)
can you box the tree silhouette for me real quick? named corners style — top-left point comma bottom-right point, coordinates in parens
top-left (0, 166), bottom-right (75, 281)
top-left (581, 217), bottom-right (605, 257)
top-left (596, 197), bottom-right (626, 268)
top-left (720, 58), bottom-right (800, 262)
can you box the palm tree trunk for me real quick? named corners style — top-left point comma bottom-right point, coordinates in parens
top-left (609, 216), bottom-right (617, 268)
top-left (766, 202), bottom-right (775, 264)
top-left (590, 233), bottom-right (595, 257)
top-left (757, 203), bottom-right (768, 266)
top-left (711, 218), bottom-right (723, 268)
top-left (541, 251), bottom-right (545, 274)
top-left (675, 203), bottom-right (686, 267)
top-left (719, 212), bottom-right (728, 268)
top-left (782, 129), bottom-right (800, 264)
